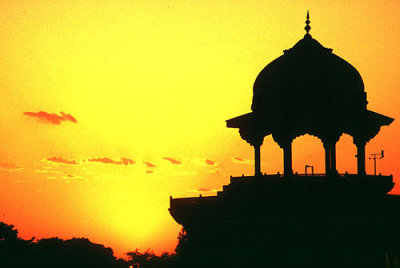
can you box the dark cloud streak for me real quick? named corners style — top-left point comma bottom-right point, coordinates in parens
top-left (162, 157), bottom-right (182, 165)
top-left (24, 111), bottom-right (77, 124)
top-left (143, 161), bottom-right (156, 168)
top-left (205, 159), bottom-right (215, 165)
top-left (47, 157), bottom-right (77, 165)
top-left (0, 163), bottom-right (23, 172)
top-left (88, 157), bottom-right (135, 166)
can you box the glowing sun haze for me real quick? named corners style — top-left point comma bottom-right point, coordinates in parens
top-left (1, 0), bottom-right (399, 258)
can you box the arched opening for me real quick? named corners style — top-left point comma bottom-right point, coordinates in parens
top-left (292, 134), bottom-right (325, 175)
top-left (336, 134), bottom-right (357, 174)
top-left (260, 135), bottom-right (283, 175)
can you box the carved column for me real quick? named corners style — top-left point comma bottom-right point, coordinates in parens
top-left (239, 128), bottom-right (265, 177)
top-left (325, 146), bottom-right (331, 174)
top-left (323, 138), bottom-right (338, 175)
top-left (273, 134), bottom-right (293, 176)
top-left (254, 144), bottom-right (261, 176)
top-left (357, 144), bottom-right (366, 175)
top-left (283, 141), bottom-right (293, 175)
top-left (353, 137), bottom-right (366, 175)
top-left (331, 144), bottom-right (336, 172)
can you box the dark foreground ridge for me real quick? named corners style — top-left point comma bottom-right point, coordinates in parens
top-left (171, 173), bottom-right (400, 267)
top-left (0, 222), bottom-right (176, 268)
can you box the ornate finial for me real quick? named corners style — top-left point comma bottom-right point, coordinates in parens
top-left (305, 10), bottom-right (311, 35)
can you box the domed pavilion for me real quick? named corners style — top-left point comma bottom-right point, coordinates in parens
top-left (170, 14), bottom-right (398, 267)
top-left (227, 12), bottom-right (393, 177)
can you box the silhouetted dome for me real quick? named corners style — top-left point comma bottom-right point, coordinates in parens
top-left (227, 18), bottom-right (393, 144)
top-left (252, 34), bottom-right (367, 114)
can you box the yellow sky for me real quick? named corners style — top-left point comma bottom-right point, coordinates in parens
top-left (0, 0), bottom-right (399, 258)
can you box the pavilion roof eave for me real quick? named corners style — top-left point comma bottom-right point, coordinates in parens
top-left (343, 110), bottom-right (394, 141)
top-left (226, 110), bottom-right (394, 137)
top-left (364, 110), bottom-right (394, 126)
top-left (226, 112), bottom-right (253, 129)
top-left (343, 110), bottom-right (394, 132)
top-left (226, 111), bottom-right (278, 132)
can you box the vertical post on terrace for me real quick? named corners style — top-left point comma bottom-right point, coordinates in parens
top-left (369, 150), bottom-right (384, 175)
top-left (305, 165), bottom-right (314, 175)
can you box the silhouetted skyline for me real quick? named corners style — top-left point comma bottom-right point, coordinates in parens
top-left (1, 1), bottom-right (399, 259)
top-left (170, 13), bottom-right (399, 267)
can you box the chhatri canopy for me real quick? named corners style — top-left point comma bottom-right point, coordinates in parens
top-left (227, 13), bottom-right (393, 176)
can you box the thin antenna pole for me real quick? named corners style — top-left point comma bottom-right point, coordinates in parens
top-left (369, 150), bottom-right (384, 175)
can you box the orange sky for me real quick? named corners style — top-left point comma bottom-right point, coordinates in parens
top-left (0, 0), bottom-right (399, 258)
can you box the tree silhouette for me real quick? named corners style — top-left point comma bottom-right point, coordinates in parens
top-left (174, 228), bottom-right (188, 256)
top-left (126, 248), bottom-right (175, 268)
top-left (34, 237), bottom-right (118, 267)
top-left (0, 222), bottom-right (18, 242)
top-left (0, 221), bottom-right (182, 267)
top-left (0, 221), bottom-right (128, 268)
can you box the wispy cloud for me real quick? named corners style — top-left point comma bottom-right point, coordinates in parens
top-left (191, 158), bottom-right (217, 167)
top-left (24, 111), bottom-right (77, 125)
top-left (121, 157), bottom-right (135, 165)
top-left (162, 157), bottom-right (182, 165)
top-left (232, 156), bottom-right (253, 165)
top-left (198, 188), bottom-right (212, 192)
top-left (207, 168), bottom-right (220, 174)
top-left (205, 159), bottom-right (215, 166)
top-left (44, 174), bottom-right (83, 180)
top-left (88, 157), bottom-right (135, 166)
top-left (47, 157), bottom-right (77, 165)
top-left (63, 174), bottom-right (83, 179)
top-left (0, 163), bottom-right (23, 172)
top-left (143, 161), bottom-right (156, 168)
top-left (188, 188), bottom-right (218, 194)
top-left (35, 169), bottom-right (62, 174)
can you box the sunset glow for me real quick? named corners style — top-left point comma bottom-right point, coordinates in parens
top-left (1, 0), bottom-right (399, 258)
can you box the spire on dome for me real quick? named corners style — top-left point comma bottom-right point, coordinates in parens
top-left (305, 11), bottom-right (311, 36)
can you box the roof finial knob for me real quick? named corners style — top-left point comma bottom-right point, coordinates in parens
top-left (305, 10), bottom-right (311, 35)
